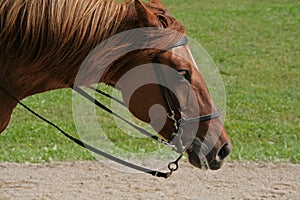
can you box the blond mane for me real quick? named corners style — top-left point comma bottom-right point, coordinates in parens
top-left (0, 0), bottom-right (185, 97)
top-left (0, 0), bottom-right (127, 67)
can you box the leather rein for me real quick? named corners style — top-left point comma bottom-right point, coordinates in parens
top-left (0, 36), bottom-right (220, 178)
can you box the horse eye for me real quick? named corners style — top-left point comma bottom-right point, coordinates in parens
top-left (177, 70), bottom-right (191, 82)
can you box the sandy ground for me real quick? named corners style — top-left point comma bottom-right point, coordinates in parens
top-left (0, 161), bottom-right (299, 200)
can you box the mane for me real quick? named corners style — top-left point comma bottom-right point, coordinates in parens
top-left (0, 0), bottom-right (127, 67)
top-left (0, 0), bottom-right (185, 95)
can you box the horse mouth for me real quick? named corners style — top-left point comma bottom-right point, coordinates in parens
top-left (187, 143), bottom-right (231, 170)
top-left (187, 149), bottom-right (210, 170)
top-left (187, 150), bottom-right (225, 170)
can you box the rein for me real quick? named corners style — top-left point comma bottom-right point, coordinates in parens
top-left (0, 36), bottom-right (221, 178)
top-left (0, 83), bottom-right (179, 178)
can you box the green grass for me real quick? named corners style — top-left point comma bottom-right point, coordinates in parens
top-left (0, 0), bottom-right (299, 163)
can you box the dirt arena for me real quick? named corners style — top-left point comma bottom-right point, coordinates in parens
top-left (0, 161), bottom-right (299, 199)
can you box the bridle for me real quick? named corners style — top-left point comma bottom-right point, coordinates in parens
top-left (152, 36), bottom-right (221, 153)
top-left (0, 35), bottom-right (221, 178)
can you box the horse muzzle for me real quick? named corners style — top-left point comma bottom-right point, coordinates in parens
top-left (187, 138), bottom-right (232, 170)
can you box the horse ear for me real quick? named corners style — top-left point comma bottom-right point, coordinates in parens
top-left (149, 0), bottom-right (164, 8)
top-left (134, 0), bottom-right (159, 27)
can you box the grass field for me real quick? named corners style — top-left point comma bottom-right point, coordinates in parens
top-left (0, 0), bottom-right (299, 164)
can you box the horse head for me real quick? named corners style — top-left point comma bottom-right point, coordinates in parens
top-left (105, 0), bottom-right (232, 170)
top-left (0, 0), bottom-right (231, 170)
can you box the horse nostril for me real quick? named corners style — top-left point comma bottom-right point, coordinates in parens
top-left (218, 143), bottom-right (232, 160)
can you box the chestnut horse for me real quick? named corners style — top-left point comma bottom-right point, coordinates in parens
top-left (0, 0), bottom-right (231, 170)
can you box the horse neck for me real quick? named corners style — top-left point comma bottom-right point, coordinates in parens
top-left (0, 0), bottom-right (157, 134)
top-left (0, 87), bottom-right (17, 133)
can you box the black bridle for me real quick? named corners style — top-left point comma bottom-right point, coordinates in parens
top-left (152, 36), bottom-right (221, 152)
top-left (0, 36), bottom-right (220, 178)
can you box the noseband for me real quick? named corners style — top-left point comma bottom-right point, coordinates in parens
top-left (152, 36), bottom-right (221, 152)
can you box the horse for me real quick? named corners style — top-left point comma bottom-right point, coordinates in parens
top-left (0, 0), bottom-right (231, 171)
